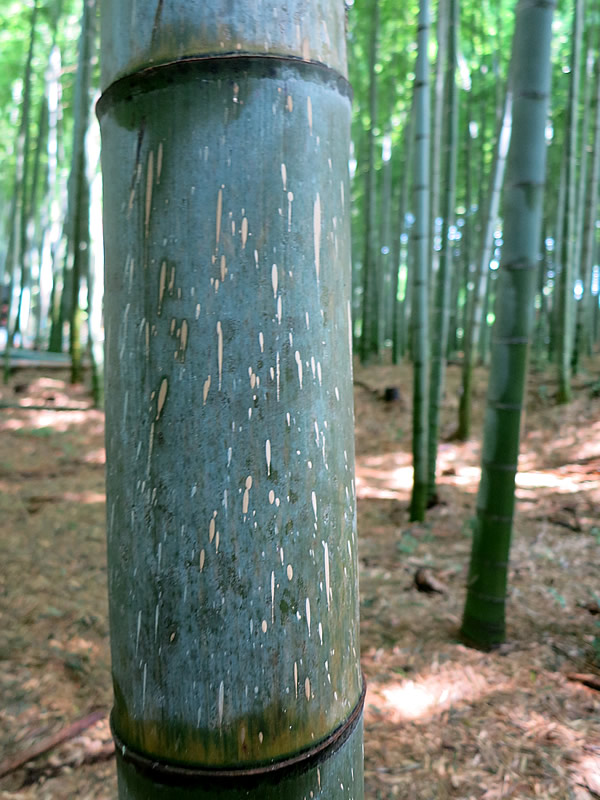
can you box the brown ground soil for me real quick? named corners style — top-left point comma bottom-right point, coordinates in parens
top-left (0, 360), bottom-right (599, 799)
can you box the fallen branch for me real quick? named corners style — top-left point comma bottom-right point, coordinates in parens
top-left (21, 740), bottom-right (115, 787)
top-left (0, 710), bottom-right (106, 779)
top-left (566, 673), bottom-right (600, 692)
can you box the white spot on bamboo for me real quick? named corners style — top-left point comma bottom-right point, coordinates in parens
top-left (216, 321), bottom-right (223, 390)
top-left (200, 549), bottom-right (205, 571)
top-left (305, 676), bottom-right (311, 700)
top-left (323, 542), bottom-right (331, 609)
top-left (203, 375), bottom-right (211, 405)
top-left (156, 141), bottom-right (163, 183)
top-left (180, 319), bottom-right (188, 355)
top-left (313, 194), bottom-right (321, 281)
top-left (261, 619), bottom-right (267, 633)
top-left (307, 96), bottom-right (313, 133)
top-left (287, 564), bottom-right (293, 580)
top-left (136, 610), bottom-right (141, 655)
top-left (243, 475), bottom-right (253, 514)
top-left (241, 216), bottom-right (248, 248)
top-left (156, 379), bottom-right (168, 420)
top-left (209, 511), bottom-right (216, 543)
top-left (158, 261), bottom-right (166, 314)
top-left (271, 571), bottom-right (275, 623)
top-left (277, 295), bottom-right (282, 324)
top-left (287, 191), bottom-right (294, 231)
top-left (295, 351), bottom-right (303, 388)
top-left (311, 491), bottom-right (317, 520)
top-left (302, 36), bottom-right (310, 60)
top-left (145, 150), bottom-right (154, 238)
top-left (347, 301), bottom-right (353, 361)
top-left (271, 264), bottom-right (278, 297)
top-left (286, 94), bottom-right (293, 112)
top-left (306, 598), bottom-right (311, 635)
top-left (220, 255), bottom-right (227, 282)
top-left (281, 163), bottom-right (287, 191)
top-left (218, 681), bottom-right (224, 726)
top-left (276, 352), bottom-right (280, 400)
top-left (266, 439), bottom-right (271, 475)
top-left (216, 187), bottom-right (223, 245)
top-left (294, 662), bottom-right (298, 697)
top-left (259, 732), bottom-right (264, 743)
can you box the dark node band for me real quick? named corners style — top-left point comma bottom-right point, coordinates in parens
top-left (97, 52), bottom-right (352, 119)
top-left (111, 675), bottom-right (366, 788)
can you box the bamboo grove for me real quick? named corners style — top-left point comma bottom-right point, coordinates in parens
top-left (0, 0), bottom-right (596, 790)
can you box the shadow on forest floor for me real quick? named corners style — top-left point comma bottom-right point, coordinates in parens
top-left (0, 360), bottom-right (599, 798)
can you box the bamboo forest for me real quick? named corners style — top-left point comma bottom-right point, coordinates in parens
top-left (1, 0), bottom-right (600, 797)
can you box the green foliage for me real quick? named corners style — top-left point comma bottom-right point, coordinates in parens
top-left (0, 0), bottom-right (88, 210)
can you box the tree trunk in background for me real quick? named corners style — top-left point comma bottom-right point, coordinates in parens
top-left (575, 44), bottom-right (600, 366)
top-left (67, 0), bottom-right (96, 384)
top-left (556, 0), bottom-right (584, 403)
top-left (410, 0), bottom-right (431, 522)
top-left (429, 0), bottom-right (447, 298)
top-left (98, 1), bottom-right (364, 797)
top-left (427, 0), bottom-right (458, 503)
top-left (378, 132), bottom-right (393, 355)
top-left (3, 0), bottom-right (38, 381)
top-left (548, 151), bottom-right (567, 362)
top-left (392, 112), bottom-right (414, 364)
top-left (359, 0), bottom-right (380, 363)
top-left (461, 0), bottom-right (555, 649)
top-left (457, 88), bottom-right (512, 440)
top-left (37, 40), bottom-right (63, 349)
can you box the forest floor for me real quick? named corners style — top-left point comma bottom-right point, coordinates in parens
top-left (0, 359), bottom-right (599, 799)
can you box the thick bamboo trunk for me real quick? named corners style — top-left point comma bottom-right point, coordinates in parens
top-left (409, 0), bottom-right (431, 522)
top-left (427, 0), bottom-right (458, 503)
top-left (457, 88), bottom-right (512, 440)
top-left (556, 0), bottom-right (584, 402)
top-left (3, 0), bottom-right (38, 382)
top-left (68, 0), bottom-right (96, 384)
top-left (359, 0), bottom-right (380, 363)
top-left (98, 2), bottom-right (364, 797)
top-left (461, 0), bottom-right (555, 649)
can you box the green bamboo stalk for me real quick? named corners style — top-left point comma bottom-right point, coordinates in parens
top-left (98, 1), bottom-right (364, 797)
top-left (548, 150), bottom-right (567, 362)
top-left (3, 0), bottom-right (38, 382)
top-left (378, 132), bottom-right (394, 357)
top-left (461, 0), bottom-right (555, 649)
top-left (457, 87), bottom-right (513, 440)
top-left (359, 0), bottom-right (380, 363)
top-left (429, 0), bottom-right (447, 296)
top-left (410, 0), bottom-right (431, 522)
top-left (575, 44), bottom-right (600, 366)
top-left (68, 0), bottom-right (96, 384)
top-left (427, 0), bottom-right (459, 503)
top-left (556, 0), bottom-right (585, 403)
top-left (392, 111), bottom-right (414, 364)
